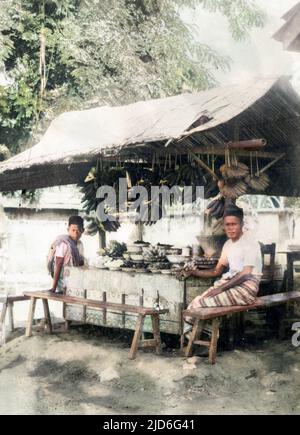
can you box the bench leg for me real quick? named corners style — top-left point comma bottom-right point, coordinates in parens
top-left (8, 301), bottom-right (14, 333)
top-left (0, 302), bottom-right (8, 345)
top-left (129, 314), bottom-right (145, 360)
top-left (64, 320), bottom-right (71, 332)
top-left (26, 297), bottom-right (37, 337)
top-left (42, 300), bottom-right (52, 334)
top-left (209, 318), bottom-right (220, 365)
top-left (185, 319), bottom-right (205, 357)
top-left (151, 314), bottom-right (162, 355)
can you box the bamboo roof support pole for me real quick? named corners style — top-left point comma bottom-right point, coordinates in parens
top-left (188, 149), bottom-right (220, 181)
top-left (255, 153), bottom-right (286, 176)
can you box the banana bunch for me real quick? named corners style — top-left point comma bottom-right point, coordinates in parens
top-left (163, 163), bottom-right (205, 187)
top-left (204, 179), bottom-right (219, 199)
top-left (85, 216), bottom-right (104, 236)
top-left (85, 214), bottom-right (120, 235)
top-left (206, 198), bottom-right (225, 219)
top-left (79, 181), bottom-right (98, 213)
top-left (211, 218), bottom-right (225, 235)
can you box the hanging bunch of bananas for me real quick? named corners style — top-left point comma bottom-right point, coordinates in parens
top-left (206, 197), bottom-right (225, 219)
top-left (78, 159), bottom-right (124, 232)
top-left (84, 212), bottom-right (120, 236)
top-left (204, 177), bottom-right (219, 199)
top-left (137, 197), bottom-right (167, 226)
top-left (85, 215), bottom-right (105, 236)
top-left (162, 162), bottom-right (206, 187)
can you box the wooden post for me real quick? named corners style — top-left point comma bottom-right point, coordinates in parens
top-left (99, 230), bottom-right (106, 249)
top-left (83, 289), bottom-right (87, 323)
top-left (26, 297), bottom-right (37, 337)
top-left (122, 294), bottom-right (126, 328)
top-left (102, 291), bottom-right (107, 325)
top-left (8, 301), bottom-right (14, 333)
top-left (287, 253), bottom-right (294, 292)
top-left (0, 300), bottom-right (8, 345)
top-left (151, 314), bottom-right (162, 355)
top-left (140, 289), bottom-right (145, 340)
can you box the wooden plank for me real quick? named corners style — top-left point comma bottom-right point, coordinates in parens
top-left (155, 146), bottom-right (284, 160)
top-left (0, 295), bottom-right (30, 303)
top-left (139, 339), bottom-right (157, 348)
top-left (25, 297), bottom-right (37, 337)
top-left (128, 314), bottom-right (145, 360)
top-left (183, 291), bottom-right (300, 320)
top-left (23, 291), bottom-right (168, 315)
top-left (193, 340), bottom-right (211, 347)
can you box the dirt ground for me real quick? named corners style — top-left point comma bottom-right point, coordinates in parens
top-left (0, 325), bottom-right (299, 415)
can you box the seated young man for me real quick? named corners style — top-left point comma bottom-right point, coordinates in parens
top-left (182, 205), bottom-right (262, 335)
top-left (48, 216), bottom-right (85, 294)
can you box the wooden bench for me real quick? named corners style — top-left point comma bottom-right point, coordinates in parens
top-left (24, 291), bottom-right (169, 360)
top-left (0, 295), bottom-right (30, 345)
top-left (182, 291), bottom-right (300, 365)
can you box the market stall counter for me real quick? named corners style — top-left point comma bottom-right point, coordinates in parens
top-left (64, 266), bottom-right (215, 335)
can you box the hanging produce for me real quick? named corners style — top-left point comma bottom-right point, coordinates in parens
top-left (220, 179), bottom-right (248, 199)
top-left (206, 197), bottom-right (225, 219)
top-left (246, 172), bottom-right (270, 191)
top-left (220, 162), bottom-right (249, 179)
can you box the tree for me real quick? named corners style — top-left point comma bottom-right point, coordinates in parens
top-left (0, 0), bottom-right (265, 154)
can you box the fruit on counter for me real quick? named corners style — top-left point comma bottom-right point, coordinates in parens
top-left (143, 246), bottom-right (168, 263)
top-left (183, 257), bottom-right (219, 271)
top-left (105, 240), bottom-right (127, 258)
top-left (104, 259), bottom-right (124, 268)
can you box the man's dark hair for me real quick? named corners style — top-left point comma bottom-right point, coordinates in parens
top-left (223, 205), bottom-right (244, 222)
top-left (68, 215), bottom-right (84, 230)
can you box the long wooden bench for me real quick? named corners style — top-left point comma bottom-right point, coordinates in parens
top-left (0, 295), bottom-right (30, 345)
top-left (24, 291), bottom-right (169, 360)
top-left (182, 291), bottom-right (300, 365)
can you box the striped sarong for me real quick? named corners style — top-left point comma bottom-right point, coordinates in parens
top-left (183, 275), bottom-right (260, 334)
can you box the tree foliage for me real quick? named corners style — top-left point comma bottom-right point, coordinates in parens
top-left (0, 0), bottom-right (265, 154)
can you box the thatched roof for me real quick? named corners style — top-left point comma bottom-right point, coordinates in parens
top-left (273, 2), bottom-right (300, 52)
top-left (1, 76), bottom-right (300, 196)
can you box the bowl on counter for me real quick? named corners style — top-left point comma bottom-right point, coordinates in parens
top-left (166, 255), bottom-right (187, 264)
top-left (127, 245), bottom-right (143, 254)
top-left (130, 254), bottom-right (144, 261)
top-left (166, 248), bottom-right (182, 255)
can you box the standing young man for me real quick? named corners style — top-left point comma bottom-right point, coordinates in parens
top-left (48, 216), bottom-right (85, 294)
top-left (182, 205), bottom-right (262, 334)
